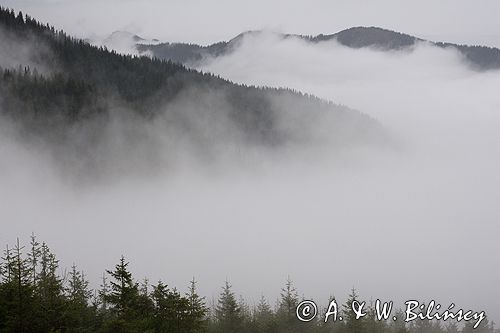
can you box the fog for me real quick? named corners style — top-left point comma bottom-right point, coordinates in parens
top-left (196, 34), bottom-right (500, 316)
top-left (0, 27), bottom-right (53, 74)
top-left (1, 15), bottom-right (500, 325)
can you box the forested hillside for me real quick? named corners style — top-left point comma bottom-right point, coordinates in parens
top-left (0, 6), bottom-right (380, 164)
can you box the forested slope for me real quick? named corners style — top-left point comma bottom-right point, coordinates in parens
top-left (0, 7), bottom-right (381, 173)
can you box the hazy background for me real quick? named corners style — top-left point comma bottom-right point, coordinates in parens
top-left (1, 0), bottom-right (499, 322)
top-left (3, 0), bottom-right (500, 47)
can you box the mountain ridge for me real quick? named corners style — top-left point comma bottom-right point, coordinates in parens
top-left (133, 27), bottom-right (500, 71)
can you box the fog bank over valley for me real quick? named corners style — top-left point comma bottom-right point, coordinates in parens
top-left (0, 9), bottom-right (499, 323)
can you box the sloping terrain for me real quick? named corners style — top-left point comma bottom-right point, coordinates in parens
top-left (0, 8), bottom-right (384, 175)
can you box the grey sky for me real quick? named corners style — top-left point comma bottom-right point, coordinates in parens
top-left (3, 0), bottom-right (500, 47)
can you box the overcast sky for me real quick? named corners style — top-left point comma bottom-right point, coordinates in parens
top-left (3, 0), bottom-right (500, 47)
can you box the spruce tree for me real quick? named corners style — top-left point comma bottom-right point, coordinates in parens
top-left (151, 281), bottom-right (171, 332)
top-left (186, 277), bottom-right (208, 333)
top-left (65, 264), bottom-right (92, 330)
top-left (27, 233), bottom-right (40, 286)
top-left (7, 239), bottom-right (34, 333)
top-left (35, 242), bottom-right (65, 332)
top-left (277, 277), bottom-right (300, 332)
top-left (215, 280), bottom-right (242, 333)
top-left (105, 255), bottom-right (139, 318)
top-left (254, 295), bottom-right (275, 333)
top-left (342, 288), bottom-right (366, 333)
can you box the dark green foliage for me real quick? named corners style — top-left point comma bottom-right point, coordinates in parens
top-left (0, 236), bottom-right (497, 333)
top-left (186, 278), bottom-right (208, 333)
top-left (104, 256), bottom-right (140, 318)
top-left (151, 283), bottom-right (191, 333)
top-left (35, 242), bottom-right (66, 332)
top-left (214, 281), bottom-right (242, 333)
top-left (0, 240), bottom-right (34, 333)
top-left (0, 237), bottom-right (209, 333)
top-left (64, 264), bottom-right (93, 331)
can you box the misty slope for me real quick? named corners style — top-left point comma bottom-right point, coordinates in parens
top-left (0, 8), bottom-right (383, 174)
top-left (137, 27), bottom-right (500, 71)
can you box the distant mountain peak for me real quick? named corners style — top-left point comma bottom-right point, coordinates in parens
top-left (105, 30), bottom-right (145, 43)
top-left (99, 31), bottom-right (160, 55)
top-left (227, 30), bottom-right (283, 45)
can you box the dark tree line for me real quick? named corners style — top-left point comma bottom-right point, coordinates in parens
top-left (0, 236), bottom-right (207, 333)
top-left (0, 237), bottom-right (497, 333)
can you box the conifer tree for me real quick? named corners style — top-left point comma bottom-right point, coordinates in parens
top-left (186, 277), bottom-right (208, 333)
top-left (254, 295), bottom-right (275, 333)
top-left (170, 287), bottom-right (191, 332)
top-left (215, 280), bottom-right (242, 333)
top-left (99, 272), bottom-right (110, 312)
top-left (342, 288), bottom-right (366, 333)
top-left (151, 281), bottom-right (171, 332)
top-left (105, 255), bottom-right (139, 318)
top-left (136, 277), bottom-right (154, 322)
top-left (277, 276), bottom-right (300, 332)
top-left (1, 245), bottom-right (14, 284)
top-left (9, 239), bottom-right (34, 333)
top-left (0, 245), bottom-right (15, 332)
top-left (27, 233), bottom-right (40, 286)
top-left (65, 264), bottom-right (92, 330)
top-left (35, 242), bottom-right (65, 332)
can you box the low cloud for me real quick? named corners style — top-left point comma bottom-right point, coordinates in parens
top-left (0, 25), bottom-right (499, 323)
top-left (0, 27), bottom-right (54, 74)
top-left (195, 32), bottom-right (500, 318)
